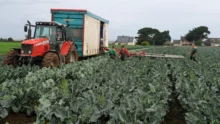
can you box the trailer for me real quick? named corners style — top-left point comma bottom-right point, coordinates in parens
top-left (50, 8), bottom-right (109, 58)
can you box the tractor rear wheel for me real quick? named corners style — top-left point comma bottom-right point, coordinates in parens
top-left (3, 50), bottom-right (19, 66)
top-left (42, 52), bottom-right (60, 68)
top-left (65, 45), bottom-right (78, 64)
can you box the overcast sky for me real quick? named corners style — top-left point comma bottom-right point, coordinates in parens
top-left (0, 0), bottom-right (220, 41)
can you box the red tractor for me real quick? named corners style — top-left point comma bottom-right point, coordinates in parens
top-left (3, 20), bottom-right (78, 68)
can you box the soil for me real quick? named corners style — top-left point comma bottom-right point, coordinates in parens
top-left (0, 113), bottom-right (36, 124)
top-left (161, 93), bottom-right (187, 124)
top-left (161, 63), bottom-right (187, 124)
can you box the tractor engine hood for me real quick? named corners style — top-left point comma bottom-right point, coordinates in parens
top-left (22, 38), bottom-right (49, 46)
top-left (21, 38), bottom-right (50, 57)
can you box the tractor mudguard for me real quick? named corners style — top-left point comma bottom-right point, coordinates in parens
top-left (60, 41), bottom-right (71, 56)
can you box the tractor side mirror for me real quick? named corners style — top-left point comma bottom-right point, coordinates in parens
top-left (24, 25), bottom-right (28, 32)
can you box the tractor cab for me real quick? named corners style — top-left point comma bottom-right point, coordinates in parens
top-left (24, 21), bottom-right (73, 51)
top-left (33, 22), bottom-right (63, 50)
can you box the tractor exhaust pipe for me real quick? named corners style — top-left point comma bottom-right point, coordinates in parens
top-left (24, 20), bottom-right (33, 39)
top-left (27, 21), bottom-right (32, 39)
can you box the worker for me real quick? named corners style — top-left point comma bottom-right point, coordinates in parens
top-left (57, 32), bottom-right (61, 41)
top-left (119, 45), bottom-right (130, 61)
top-left (189, 43), bottom-right (197, 61)
top-left (108, 45), bottom-right (118, 59)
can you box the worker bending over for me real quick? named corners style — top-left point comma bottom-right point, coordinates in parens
top-left (108, 45), bottom-right (118, 59)
top-left (119, 45), bottom-right (130, 61)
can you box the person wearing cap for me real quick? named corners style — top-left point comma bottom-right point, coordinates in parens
top-left (119, 45), bottom-right (130, 61)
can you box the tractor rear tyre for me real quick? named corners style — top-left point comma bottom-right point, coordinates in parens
top-left (3, 50), bottom-right (19, 66)
top-left (42, 52), bottom-right (60, 68)
top-left (65, 45), bottom-right (78, 64)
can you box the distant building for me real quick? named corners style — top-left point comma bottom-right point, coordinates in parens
top-left (204, 38), bottom-right (220, 46)
top-left (114, 36), bottom-right (137, 45)
top-left (180, 36), bottom-right (191, 46)
top-left (173, 36), bottom-right (191, 46)
top-left (173, 40), bottom-right (181, 46)
top-left (164, 41), bottom-right (173, 46)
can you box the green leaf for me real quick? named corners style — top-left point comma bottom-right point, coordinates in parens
top-left (12, 105), bottom-right (21, 113)
top-left (0, 100), bottom-right (11, 108)
top-left (39, 98), bottom-right (51, 110)
top-left (0, 107), bottom-right (8, 118)
top-left (89, 109), bottom-right (101, 122)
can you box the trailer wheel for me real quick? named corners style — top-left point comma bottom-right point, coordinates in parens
top-left (65, 45), bottom-right (78, 64)
top-left (3, 50), bottom-right (19, 66)
top-left (42, 52), bottom-right (60, 68)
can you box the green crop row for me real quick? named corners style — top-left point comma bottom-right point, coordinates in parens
top-left (0, 46), bottom-right (220, 124)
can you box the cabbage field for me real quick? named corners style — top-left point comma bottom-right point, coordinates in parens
top-left (0, 46), bottom-right (220, 124)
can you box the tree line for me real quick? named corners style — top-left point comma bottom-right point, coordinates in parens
top-left (0, 37), bottom-right (14, 41)
top-left (0, 37), bottom-right (22, 42)
top-left (1, 26), bottom-right (212, 45)
top-left (137, 26), bottom-right (211, 46)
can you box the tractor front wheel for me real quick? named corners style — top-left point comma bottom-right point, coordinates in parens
top-left (42, 52), bottom-right (60, 68)
top-left (3, 50), bottom-right (19, 66)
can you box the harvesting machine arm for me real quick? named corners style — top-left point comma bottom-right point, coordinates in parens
top-left (130, 50), bottom-right (184, 59)
top-left (100, 46), bottom-right (184, 59)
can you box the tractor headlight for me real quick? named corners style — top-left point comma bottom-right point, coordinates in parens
top-left (21, 50), bottom-right (24, 54)
top-left (28, 51), bottom-right (32, 54)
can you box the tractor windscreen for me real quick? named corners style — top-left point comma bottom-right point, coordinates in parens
top-left (34, 25), bottom-right (57, 41)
